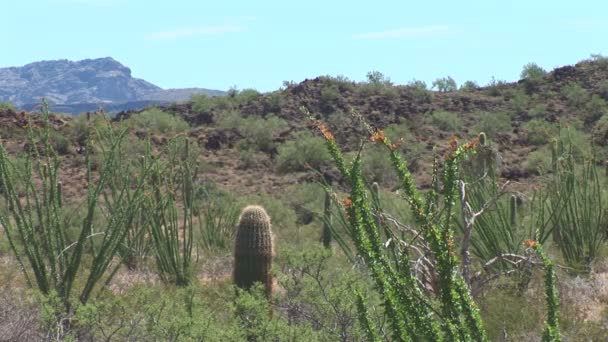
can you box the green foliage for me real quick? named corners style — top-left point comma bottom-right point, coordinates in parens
top-left (263, 92), bottom-right (284, 113)
top-left (361, 71), bottom-right (398, 98)
top-left (485, 77), bottom-right (509, 97)
top-left (521, 119), bottom-right (558, 145)
top-left (520, 63), bottom-right (546, 82)
top-left (583, 94), bottom-right (608, 123)
top-left (0, 103), bottom-right (151, 315)
top-left (407, 79), bottom-right (427, 90)
top-left (529, 103), bottom-right (548, 118)
top-left (524, 146), bottom-right (553, 175)
top-left (509, 88), bottom-right (530, 114)
top-left (276, 131), bottom-right (331, 173)
top-left (195, 184), bottom-right (240, 252)
top-left (126, 107), bottom-right (189, 134)
top-left (460, 80), bottom-right (479, 92)
top-left (473, 111), bottom-right (512, 136)
top-left (592, 113), bottom-right (608, 146)
top-left (547, 143), bottom-right (607, 270)
top-left (316, 118), bottom-right (490, 340)
top-left (0, 101), bottom-right (16, 110)
top-left (319, 83), bottom-right (341, 111)
top-left (429, 110), bottom-right (463, 131)
top-left (432, 76), bottom-right (457, 92)
top-left (561, 82), bottom-right (589, 109)
top-left (145, 137), bottom-right (198, 286)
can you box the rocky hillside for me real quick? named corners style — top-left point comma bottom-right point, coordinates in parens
top-left (0, 57), bottom-right (223, 113)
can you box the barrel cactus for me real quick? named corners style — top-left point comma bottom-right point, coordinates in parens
top-left (233, 205), bottom-right (274, 297)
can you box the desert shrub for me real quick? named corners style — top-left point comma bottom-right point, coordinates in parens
top-left (276, 132), bottom-right (331, 173)
top-left (432, 76), bottom-right (457, 92)
top-left (218, 112), bottom-right (288, 152)
top-left (561, 82), bottom-right (589, 109)
top-left (361, 71), bottom-right (398, 98)
top-left (521, 119), bottom-right (558, 145)
top-left (0, 101), bottom-right (15, 110)
top-left (407, 79), bottom-right (428, 90)
top-left (473, 111), bottom-right (512, 136)
top-left (234, 88), bottom-right (260, 104)
top-left (485, 77), bottom-right (509, 96)
top-left (192, 93), bottom-right (232, 113)
top-left (362, 145), bottom-right (398, 186)
top-left (126, 107), bottom-right (189, 134)
top-left (520, 62), bottom-right (546, 82)
top-left (598, 80), bottom-right (608, 100)
top-left (592, 114), bottom-right (608, 146)
top-left (524, 146), bottom-right (553, 174)
top-left (429, 110), bottom-right (462, 131)
top-left (263, 92), bottom-right (284, 113)
top-left (319, 83), bottom-right (341, 111)
top-left (589, 53), bottom-right (608, 70)
top-left (407, 79), bottom-right (433, 102)
top-left (276, 247), bottom-right (379, 341)
top-left (460, 80), bottom-right (479, 92)
top-left (50, 131), bottom-right (70, 155)
top-left (529, 103), bottom-right (548, 118)
top-left (508, 88), bottom-right (530, 114)
top-left (583, 94), bottom-right (608, 123)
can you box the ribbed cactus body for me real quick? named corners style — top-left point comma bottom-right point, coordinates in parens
top-left (234, 205), bottom-right (274, 297)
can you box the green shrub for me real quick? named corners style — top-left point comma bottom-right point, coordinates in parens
top-left (473, 111), bottom-right (512, 136)
top-left (592, 114), bottom-right (608, 146)
top-left (485, 77), bottom-right (509, 96)
top-left (192, 93), bottom-right (232, 113)
top-left (460, 80), bottom-right (479, 92)
top-left (407, 79), bottom-right (428, 90)
top-left (320, 84), bottom-right (341, 110)
top-left (0, 101), bottom-right (15, 110)
top-left (429, 110), bottom-right (462, 131)
top-left (432, 76), bottom-right (457, 92)
top-left (520, 63), bottom-right (546, 82)
top-left (361, 71), bottom-right (398, 98)
top-left (509, 88), bottom-right (530, 114)
top-left (521, 119), bottom-right (558, 145)
top-left (276, 132), bottom-right (331, 173)
top-left (126, 107), bottom-right (189, 134)
top-left (561, 82), bottom-right (589, 109)
top-left (263, 92), bottom-right (284, 113)
top-left (584, 94), bottom-right (607, 123)
top-left (241, 115), bottom-right (288, 152)
top-left (529, 103), bottom-right (548, 118)
top-left (524, 146), bottom-right (552, 174)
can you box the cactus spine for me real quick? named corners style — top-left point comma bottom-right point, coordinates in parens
top-left (234, 205), bottom-right (274, 297)
top-left (322, 190), bottom-right (332, 249)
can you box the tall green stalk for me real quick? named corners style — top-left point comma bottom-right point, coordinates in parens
top-left (146, 136), bottom-right (198, 286)
top-left (0, 103), bottom-right (151, 312)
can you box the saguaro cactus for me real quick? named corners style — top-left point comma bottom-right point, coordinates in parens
top-left (234, 205), bottom-right (274, 297)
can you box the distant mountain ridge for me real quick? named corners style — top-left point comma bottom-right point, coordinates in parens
top-left (0, 57), bottom-right (224, 113)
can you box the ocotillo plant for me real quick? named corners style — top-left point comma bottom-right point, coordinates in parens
top-left (146, 137), bottom-right (198, 286)
top-left (0, 102), bottom-right (152, 315)
top-left (322, 190), bottom-right (332, 249)
top-left (233, 205), bottom-right (274, 298)
top-left (308, 107), bottom-right (561, 341)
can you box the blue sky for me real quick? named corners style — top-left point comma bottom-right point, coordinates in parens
top-left (1, 0), bottom-right (607, 92)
